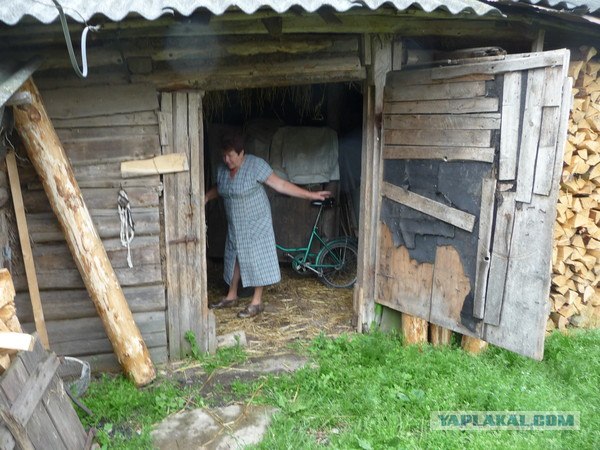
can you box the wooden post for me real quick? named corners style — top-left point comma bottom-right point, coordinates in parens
top-left (401, 313), bottom-right (428, 344)
top-left (5, 151), bottom-right (49, 349)
top-left (12, 78), bottom-right (155, 386)
top-left (354, 34), bottom-right (392, 331)
top-left (461, 335), bottom-right (489, 354)
top-left (429, 324), bottom-right (452, 346)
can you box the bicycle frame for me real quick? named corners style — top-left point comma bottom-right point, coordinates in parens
top-left (276, 200), bottom-right (330, 275)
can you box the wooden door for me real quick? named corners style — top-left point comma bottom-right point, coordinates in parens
top-left (375, 50), bottom-right (571, 359)
top-left (159, 92), bottom-right (215, 359)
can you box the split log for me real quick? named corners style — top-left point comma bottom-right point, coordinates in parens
top-left (429, 324), bottom-right (452, 346)
top-left (0, 332), bottom-right (35, 353)
top-left (551, 47), bottom-right (600, 331)
top-left (12, 78), bottom-right (155, 386)
top-left (461, 335), bottom-right (488, 354)
top-left (401, 313), bottom-right (428, 344)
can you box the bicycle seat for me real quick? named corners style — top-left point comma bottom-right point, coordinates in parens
top-left (311, 197), bottom-right (336, 208)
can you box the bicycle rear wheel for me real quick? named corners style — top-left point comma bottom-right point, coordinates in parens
top-left (316, 241), bottom-right (358, 288)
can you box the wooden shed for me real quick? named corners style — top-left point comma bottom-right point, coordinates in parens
top-left (0, 0), bottom-right (599, 375)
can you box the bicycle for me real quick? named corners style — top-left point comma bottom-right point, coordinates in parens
top-left (276, 197), bottom-right (358, 288)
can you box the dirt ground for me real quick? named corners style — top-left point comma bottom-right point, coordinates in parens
top-left (206, 259), bottom-right (355, 356)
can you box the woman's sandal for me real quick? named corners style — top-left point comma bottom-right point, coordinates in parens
top-left (210, 298), bottom-right (239, 309)
top-left (237, 303), bottom-right (264, 318)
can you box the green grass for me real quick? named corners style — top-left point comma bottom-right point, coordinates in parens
top-left (253, 330), bottom-right (600, 449)
top-left (80, 330), bottom-right (600, 449)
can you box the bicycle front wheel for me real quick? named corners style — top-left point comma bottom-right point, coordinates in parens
top-left (316, 241), bottom-right (358, 288)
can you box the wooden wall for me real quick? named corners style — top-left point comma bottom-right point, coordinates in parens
top-left (10, 83), bottom-right (167, 372)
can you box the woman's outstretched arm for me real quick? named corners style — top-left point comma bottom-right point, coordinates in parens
top-left (264, 173), bottom-right (331, 201)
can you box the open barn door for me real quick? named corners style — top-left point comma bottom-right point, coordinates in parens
top-left (376, 50), bottom-right (571, 359)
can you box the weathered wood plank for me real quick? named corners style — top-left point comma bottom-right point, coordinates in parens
top-left (60, 134), bottom-right (160, 164)
top-left (21, 311), bottom-right (166, 347)
top-left (484, 198), bottom-right (552, 359)
top-left (485, 78), bottom-right (569, 359)
top-left (6, 151), bottom-right (49, 349)
top-left (384, 129), bottom-right (491, 147)
top-left (472, 176), bottom-right (497, 319)
top-left (355, 36), bottom-right (391, 332)
top-left (499, 71), bottom-right (522, 181)
top-left (41, 84), bottom-right (158, 119)
top-left (19, 338), bottom-right (86, 450)
top-left (354, 84), bottom-right (375, 332)
top-left (31, 236), bottom-right (161, 271)
top-left (121, 153), bottom-right (189, 178)
top-left (174, 92), bottom-right (193, 358)
top-left (375, 223), bottom-right (433, 319)
top-left (533, 66), bottom-right (564, 195)
top-left (134, 55), bottom-right (366, 90)
top-left (483, 189), bottom-right (516, 326)
top-left (383, 145), bottom-right (495, 163)
top-left (0, 332), bottom-right (35, 352)
top-left (541, 66), bottom-right (564, 107)
top-left (47, 331), bottom-right (167, 358)
top-left (55, 124), bottom-right (159, 140)
top-left (52, 111), bottom-right (158, 128)
top-left (161, 93), bottom-right (181, 359)
top-left (429, 246), bottom-right (474, 336)
top-left (384, 80), bottom-right (486, 101)
top-left (10, 353), bottom-right (58, 426)
top-left (381, 182), bottom-right (475, 232)
top-left (27, 207), bottom-right (160, 242)
top-left (533, 106), bottom-right (561, 196)
top-left (74, 346), bottom-right (168, 374)
top-left (13, 265), bottom-right (162, 291)
top-left (15, 284), bottom-right (166, 322)
top-left (383, 113), bottom-right (501, 130)
top-left (19, 161), bottom-right (159, 185)
top-left (0, 358), bottom-right (63, 449)
top-left (515, 68), bottom-right (545, 203)
top-left (386, 70), bottom-right (494, 88)
top-left (384, 97), bottom-right (498, 114)
top-left (23, 186), bottom-right (160, 212)
top-left (188, 91), bottom-right (211, 352)
top-left (430, 50), bottom-right (566, 80)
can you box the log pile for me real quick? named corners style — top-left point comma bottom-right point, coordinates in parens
top-left (0, 268), bottom-right (30, 374)
top-left (550, 46), bottom-right (600, 331)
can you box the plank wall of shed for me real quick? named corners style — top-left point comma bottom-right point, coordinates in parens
top-left (3, 29), bottom-right (367, 371)
top-left (11, 83), bottom-right (168, 372)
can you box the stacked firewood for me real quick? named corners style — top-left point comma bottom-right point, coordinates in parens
top-left (0, 268), bottom-right (32, 374)
top-left (550, 46), bottom-right (600, 331)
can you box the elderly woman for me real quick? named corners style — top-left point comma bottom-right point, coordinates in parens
top-left (205, 134), bottom-right (330, 318)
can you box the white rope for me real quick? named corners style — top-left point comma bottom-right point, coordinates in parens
top-left (117, 189), bottom-right (135, 268)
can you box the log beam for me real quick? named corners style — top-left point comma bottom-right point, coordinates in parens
top-left (12, 78), bottom-right (155, 386)
top-left (401, 313), bottom-right (428, 344)
top-left (461, 335), bottom-right (489, 354)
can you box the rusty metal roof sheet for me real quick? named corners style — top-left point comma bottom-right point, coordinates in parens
top-left (0, 58), bottom-right (41, 108)
top-left (0, 1), bottom-right (501, 25)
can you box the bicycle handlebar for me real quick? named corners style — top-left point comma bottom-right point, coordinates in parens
top-left (310, 197), bottom-right (336, 208)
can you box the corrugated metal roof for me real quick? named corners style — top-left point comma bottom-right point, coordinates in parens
top-left (0, 0), bottom-right (501, 25)
top-left (503, 0), bottom-right (600, 13)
